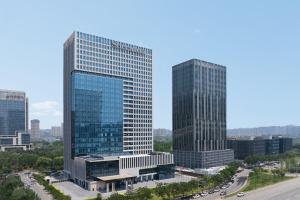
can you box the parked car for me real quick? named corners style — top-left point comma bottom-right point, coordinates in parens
top-left (201, 192), bottom-right (208, 197)
top-left (220, 191), bottom-right (227, 196)
top-left (237, 192), bottom-right (245, 197)
top-left (208, 190), bottom-right (214, 194)
top-left (193, 194), bottom-right (201, 199)
top-left (221, 185), bottom-right (227, 189)
top-left (214, 188), bottom-right (220, 192)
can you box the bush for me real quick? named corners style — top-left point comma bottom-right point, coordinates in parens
top-left (0, 175), bottom-right (39, 200)
top-left (33, 174), bottom-right (71, 200)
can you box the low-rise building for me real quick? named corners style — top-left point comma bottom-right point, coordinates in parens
top-left (227, 138), bottom-right (265, 160)
top-left (228, 136), bottom-right (293, 160)
top-left (73, 152), bottom-right (174, 192)
top-left (264, 137), bottom-right (279, 155)
top-left (278, 137), bottom-right (293, 154)
top-left (0, 131), bottom-right (32, 151)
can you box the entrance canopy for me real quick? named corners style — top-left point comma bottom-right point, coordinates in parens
top-left (97, 174), bottom-right (135, 182)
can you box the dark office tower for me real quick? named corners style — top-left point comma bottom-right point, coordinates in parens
top-left (0, 89), bottom-right (28, 135)
top-left (172, 59), bottom-right (234, 169)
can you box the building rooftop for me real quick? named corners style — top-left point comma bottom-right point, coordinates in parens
top-left (172, 58), bottom-right (226, 70)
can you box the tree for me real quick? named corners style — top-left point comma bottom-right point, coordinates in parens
top-left (11, 187), bottom-right (37, 200)
top-left (107, 193), bottom-right (126, 200)
top-left (135, 187), bottom-right (153, 200)
top-left (53, 156), bottom-right (64, 170)
top-left (0, 175), bottom-right (23, 199)
top-left (155, 183), bottom-right (167, 199)
top-left (96, 193), bottom-right (102, 200)
top-left (178, 182), bottom-right (189, 197)
top-left (36, 156), bottom-right (52, 170)
top-left (168, 183), bottom-right (181, 198)
top-left (0, 175), bottom-right (38, 200)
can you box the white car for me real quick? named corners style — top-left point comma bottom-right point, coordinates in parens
top-left (201, 192), bottom-right (208, 197)
top-left (193, 194), bottom-right (201, 199)
top-left (237, 192), bottom-right (245, 197)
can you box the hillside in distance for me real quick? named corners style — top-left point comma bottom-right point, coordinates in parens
top-left (227, 125), bottom-right (300, 138)
top-left (153, 128), bottom-right (172, 141)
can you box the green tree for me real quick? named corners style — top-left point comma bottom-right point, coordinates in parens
top-left (11, 187), bottom-right (37, 200)
top-left (155, 183), bottom-right (167, 199)
top-left (36, 156), bottom-right (52, 170)
top-left (135, 187), bottom-right (153, 200)
top-left (0, 175), bottom-right (23, 200)
top-left (53, 156), bottom-right (64, 170)
top-left (107, 193), bottom-right (126, 200)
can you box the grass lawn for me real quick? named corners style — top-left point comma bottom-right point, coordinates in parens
top-left (242, 172), bottom-right (293, 192)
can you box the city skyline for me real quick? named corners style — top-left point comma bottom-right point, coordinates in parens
top-left (1, 1), bottom-right (300, 129)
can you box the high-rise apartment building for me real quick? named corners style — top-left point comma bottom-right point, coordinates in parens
top-left (0, 89), bottom-right (28, 135)
top-left (172, 59), bottom-right (234, 169)
top-left (63, 31), bottom-right (173, 192)
top-left (51, 126), bottom-right (63, 138)
top-left (30, 119), bottom-right (40, 138)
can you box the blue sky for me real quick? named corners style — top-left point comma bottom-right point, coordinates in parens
top-left (0, 0), bottom-right (300, 129)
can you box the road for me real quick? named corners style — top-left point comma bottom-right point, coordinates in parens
top-left (226, 176), bottom-right (300, 200)
top-left (193, 169), bottom-right (250, 200)
top-left (19, 171), bottom-right (53, 200)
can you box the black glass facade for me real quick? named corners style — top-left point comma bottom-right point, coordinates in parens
top-left (279, 137), bottom-right (293, 154)
top-left (227, 139), bottom-right (266, 160)
top-left (86, 160), bottom-right (119, 179)
top-left (172, 59), bottom-right (233, 169)
top-left (173, 59), bottom-right (227, 153)
top-left (72, 72), bottom-right (123, 157)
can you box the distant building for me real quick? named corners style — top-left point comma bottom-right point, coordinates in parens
top-left (0, 132), bottom-right (31, 151)
top-left (264, 137), bottom-right (279, 155)
top-left (227, 139), bottom-right (265, 160)
top-left (0, 89), bottom-right (28, 135)
top-left (0, 89), bottom-right (31, 151)
top-left (228, 136), bottom-right (292, 160)
top-left (153, 128), bottom-right (172, 141)
top-left (30, 119), bottom-right (40, 138)
top-left (51, 126), bottom-right (63, 138)
top-left (278, 137), bottom-right (293, 154)
top-left (172, 59), bottom-right (234, 169)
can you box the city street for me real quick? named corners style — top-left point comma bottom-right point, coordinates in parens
top-left (226, 176), bottom-right (300, 200)
top-left (19, 171), bottom-right (53, 200)
top-left (192, 169), bottom-right (250, 200)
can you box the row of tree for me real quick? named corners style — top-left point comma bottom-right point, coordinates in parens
top-left (33, 174), bottom-right (71, 200)
top-left (154, 141), bottom-right (172, 153)
top-left (0, 141), bottom-right (64, 175)
top-left (0, 175), bottom-right (39, 200)
top-left (244, 149), bottom-right (300, 165)
top-left (103, 162), bottom-right (240, 200)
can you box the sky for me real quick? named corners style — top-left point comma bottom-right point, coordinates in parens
top-left (0, 0), bottom-right (300, 129)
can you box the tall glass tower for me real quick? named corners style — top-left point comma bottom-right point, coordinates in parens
top-left (0, 89), bottom-right (28, 135)
top-left (172, 59), bottom-right (233, 169)
top-left (64, 31), bottom-right (153, 176)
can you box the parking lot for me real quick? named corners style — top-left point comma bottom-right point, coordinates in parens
top-left (53, 173), bottom-right (195, 200)
top-left (53, 181), bottom-right (99, 200)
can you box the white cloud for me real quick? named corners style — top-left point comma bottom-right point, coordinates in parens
top-left (31, 101), bottom-right (62, 117)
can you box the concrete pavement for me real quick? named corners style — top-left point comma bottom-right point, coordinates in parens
top-left (226, 176), bottom-right (300, 200)
top-left (19, 171), bottom-right (53, 200)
